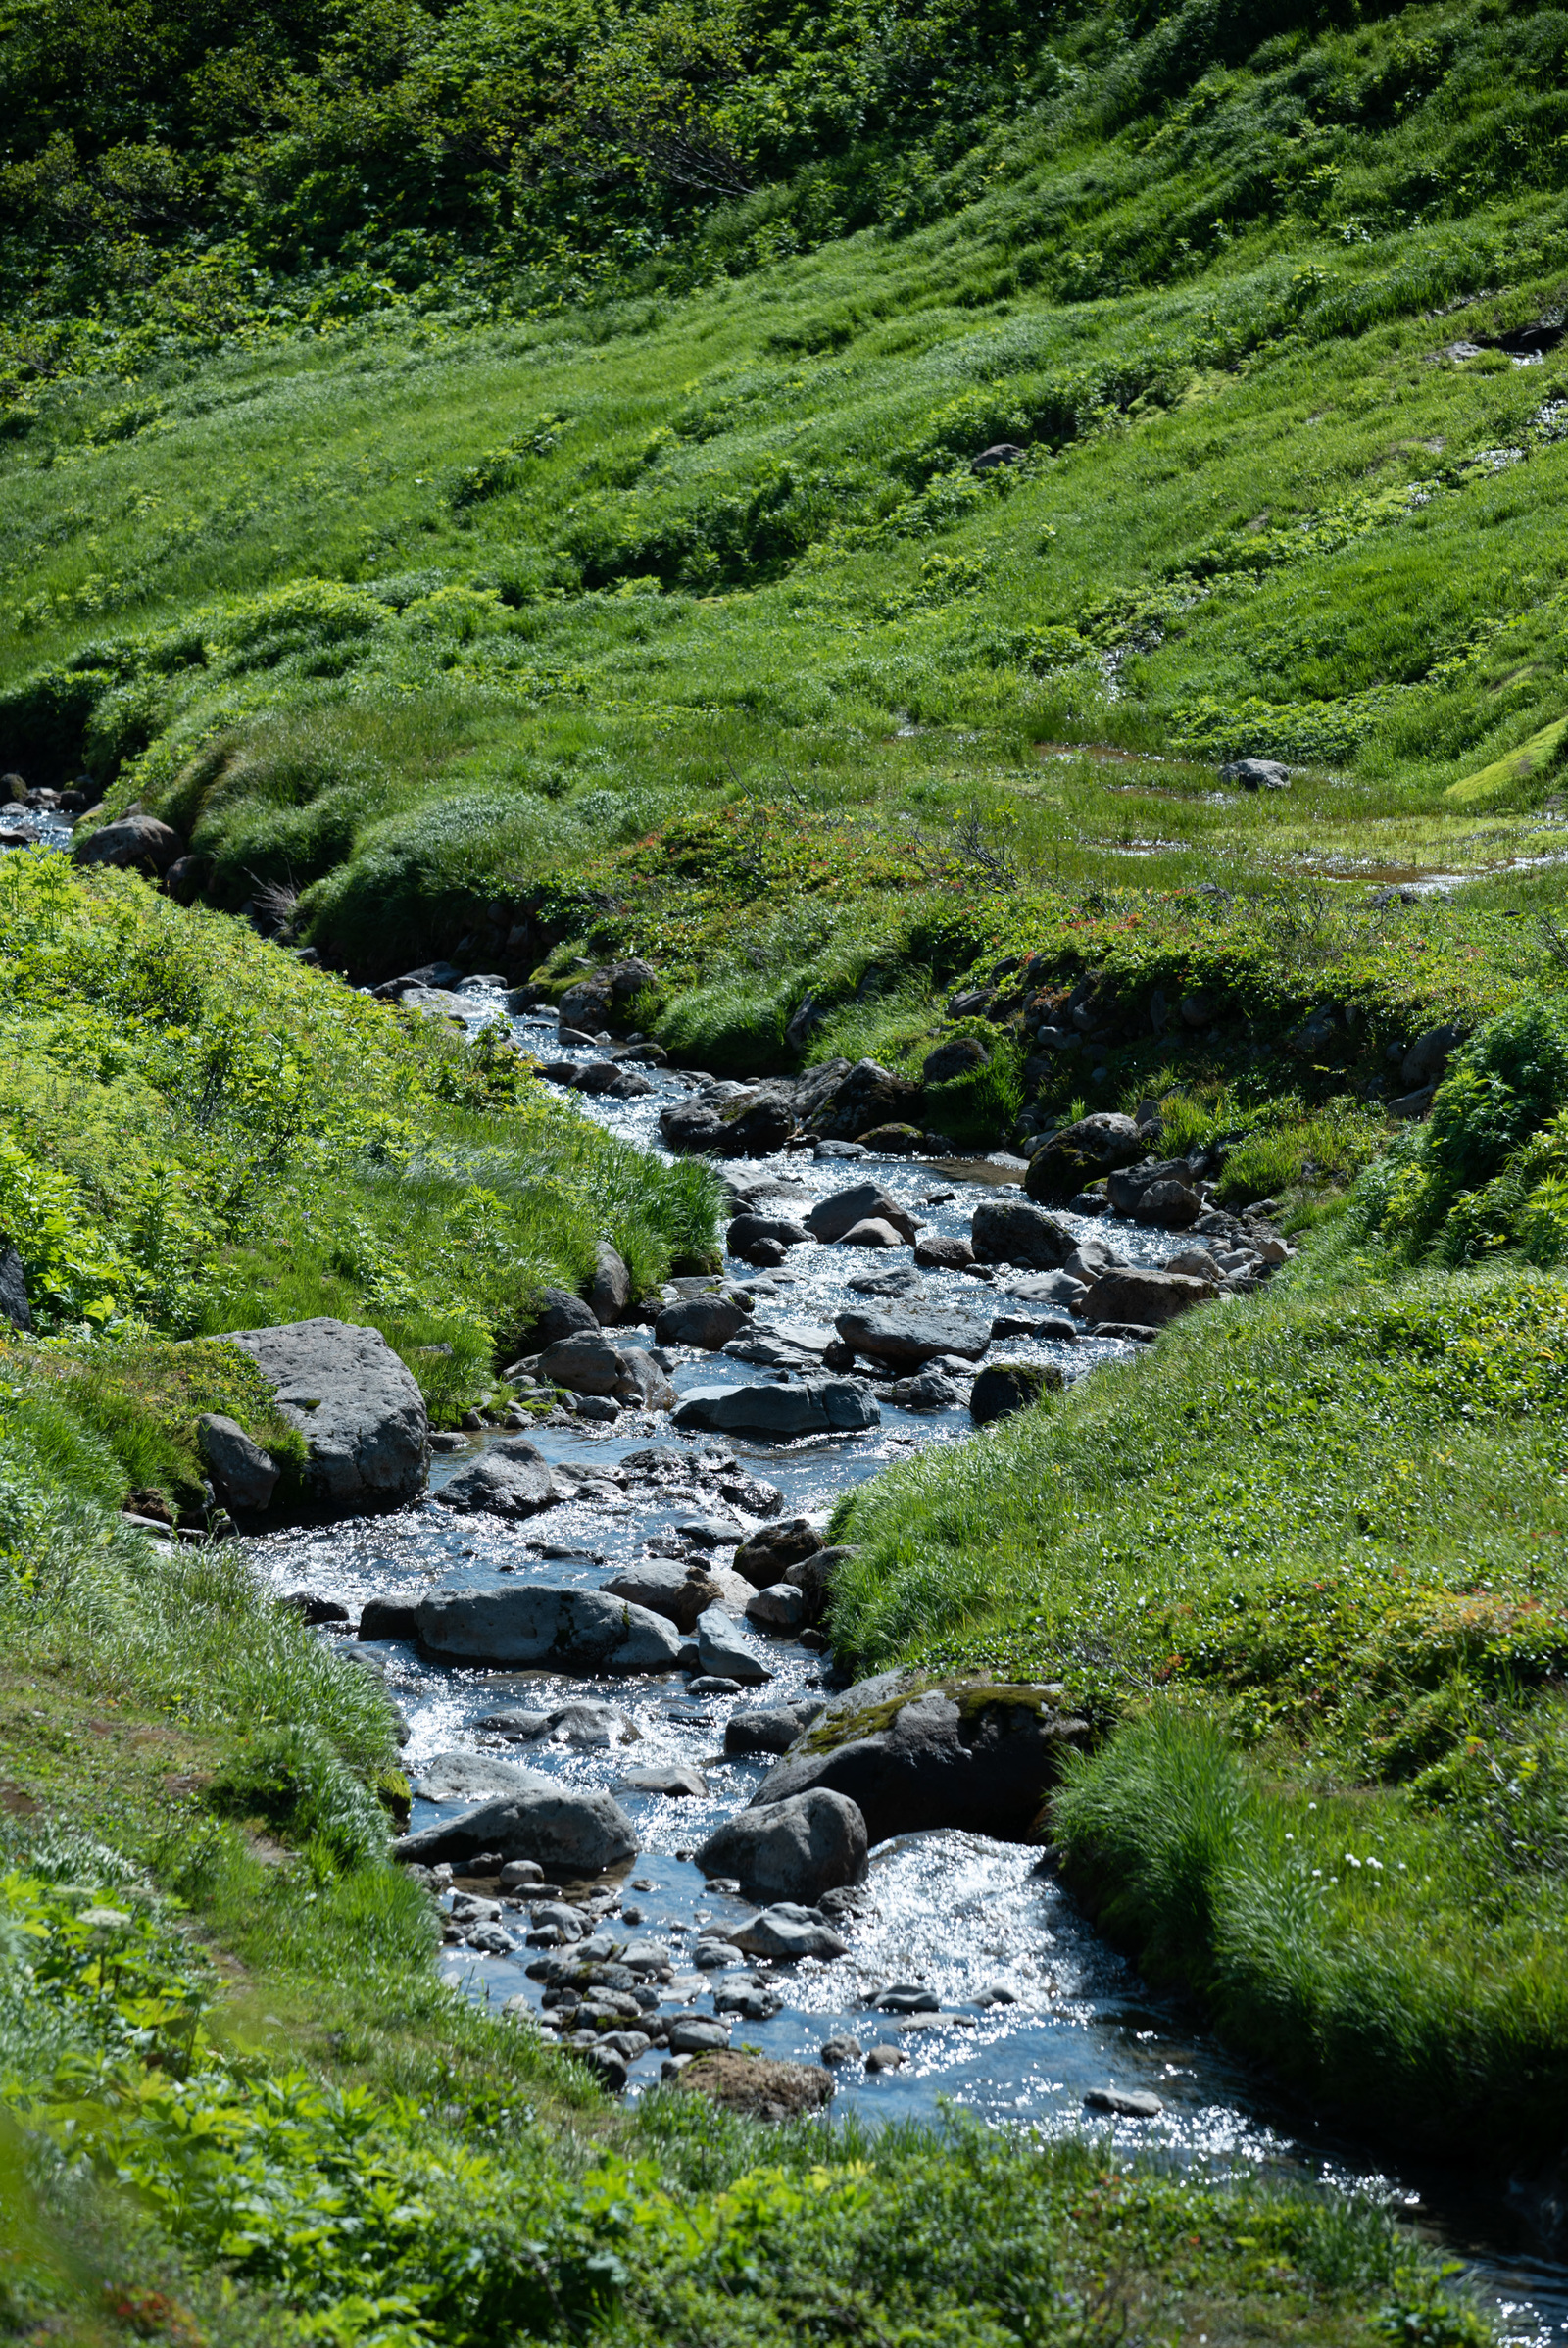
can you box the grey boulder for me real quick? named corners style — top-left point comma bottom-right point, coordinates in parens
top-left (970, 1198), bottom-right (1075, 1268)
top-left (807, 1182), bottom-right (918, 1246)
top-left (726, 1704), bottom-right (813, 1757)
top-left (733, 1906), bottom-right (850, 1961)
top-left (538, 1332), bottom-right (629, 1395)
top-left (732, 1517), bottom-right (824, 1590)
top-left (416, 1584), bottom-right (684, 1672)
top-left (603, 1557), bottom-right (753, 1631)
top-left (621, 1764), bottom-right (708, 1798)
top-left (751, 1672), bottom-right (1089, 1844)
top-left (696, 1605), bottom-right (772, 1684)
top-left (834, 1308), bottom-right (990, 1368)
top-left (394, 1786), bottom-right (637, 1873)
top-left (1083, 1266), bottom-right (1215, 1326)
top-left (653, 1296), bottom-right (752, 1349)
top-left (745, 1582), bottom-right (808, 1633)
top-left (197, 1412), bottom-right (279, 1514)
top-left (73, 812), bottom-right (184, 873)
top-left (437, 1436), bottom-right (561, 1518)
top-left (672, 1380), bottom-right (880, 1439)
top-left (413, 1750), bottom-right (549, 1802)
top-left (970, 1361), bottom-right (1063, 1424)
top-left (590, 1240), bottom-right (633, 1324)
top-left (696, 1788), bottom-right (868, 1902)
top-left (223, 1319), bottom-right (426, 1512)
top-left (513, 1288), bottom-right (598, 1354)
top-left (1219, 758), bottom-right (1290, 792)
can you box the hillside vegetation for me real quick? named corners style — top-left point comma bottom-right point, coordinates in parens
top-left (9, 0), bottom-right (1568, 2336)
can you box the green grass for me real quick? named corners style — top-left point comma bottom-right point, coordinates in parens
top-left (0, 850), bottom-right (719, 1445)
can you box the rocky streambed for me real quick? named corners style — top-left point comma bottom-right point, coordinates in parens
top-left (242, 982), bottom-right (1568, 2343)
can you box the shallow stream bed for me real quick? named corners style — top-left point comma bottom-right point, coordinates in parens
top-left (248, 985), bottom-right (1568, 2344)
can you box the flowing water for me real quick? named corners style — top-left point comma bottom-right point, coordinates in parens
top-left (244, 982), bottom-right (1568, 2342)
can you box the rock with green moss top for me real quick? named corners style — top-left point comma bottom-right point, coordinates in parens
top-left (748, 1672), bottom-right (1088, 1844)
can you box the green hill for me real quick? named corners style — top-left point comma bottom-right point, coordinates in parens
top-left (9, 0), bottom-right (1568, 2336)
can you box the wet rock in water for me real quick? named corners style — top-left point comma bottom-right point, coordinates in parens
top-left (197, 1413), bottom-right (279, 1514)
top-left (970, 1361), bottom-right (1064, 1424)
top-left (726, 1704), bottom-right (813, 1757)
top-left (676, 1514), bottom-right (743, 1546)
top-left (416, 1584), bottom-right (684, 1672)
top-left (621, 1763), bottom-right (709, 1798)
top-left (715, 1465), bottom-right (784, 1518)
top-left (814, 1139), bottom-right (867, 1160)
top-left (612, 1349), bottom-right (676, 1410)
top-left (358, 1593), bottom-right (421, 1640)
top-left (847, 1264), bottom-right (924, 1299)
top-left (604, 1557), bottom-right (752, 1632)
top-left (674, 2050), bottom-right (834, 2120)
top-left (714, 1981), bottom-right (784, 2021)
top-left (752, 1672), bottom-right (1089, 1843)
top-left (477, 1705), bottom-right (554, 1740)
top-left (884, 1367), bottom-right (960, 1410)
top-left (1084, 2085), bottom-right (1165, 2118)
top-left (574, 1059), bottom-right (655, 1099)
top-left (1083, 1266), bottom-right (1215, 1326)
top-left (589, 1241), bottom-right (633, 1324)
top-left (547, 1701), bottom-right (642, 1746)
top-left (413, 1750), bottom-right (548, 1801)
top-left (733, 1517), bottom-right (824, 1589)
top-left (971, 1198), bottom-right (1075, 1269)
top-left (437, 1436), bottom-right (562, 1518)
top-left (281, 1590), bottom-right (350, 1625)
top-left (537, 1332), bottom-right (628, 1395)
top-left (989, 1311), bottom-right (1075, 1345)
top-left (672, 1379), bottom-right (880, 1440)
top-left (914, 1233), bottom-right (974, 1270)
top-left (863, 2044), bottom-right (906, 2073)
top-left (697, 1789), bottom-right (867, 1903)
top-left (696, 1605), bottom-right (773, 1684)
top-left (868, 1982), bottom-right (938, 2013)
top-left (511, 1288), bottom-right (599, 1355)
top-left (653, 1295), bottom-right (751, 1350)
top-left (735, 1235), bottom-right (788, 1268)
top-left (807, 1181), bottom-right (919, 1246)
top-left (667, 2015), bottom-right (732, 2054)
top-left (819, 2034), bottom-right (863, 2066)
top-left (1001, 1269), bottom-right (1085, 1311)
top-left (727, 1213), bottom-right (811, 1259)
top-left (73, 811), bottom-right (185, 873)
top-left (745, 1582), bottom-right (808, 1634)
top-left (395, 1785), bottom-right (637, 1873)
top-left (223, 1318), bottom-right (427, 1512)
top-left (835, 1307), bottom-right (991, 1368)
top-left (837, 1216), bottom-right (906, 1248)
top-left (1024, 1113), bottom-right (1147, 1203)
top-left (733, 1903), bottom-right (851, 1960)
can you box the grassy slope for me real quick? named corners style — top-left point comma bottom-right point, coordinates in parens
top-left (6, 0), bottom-right (1568, 1008)
top-left (7, 0), bottom-right (1568, 2331)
